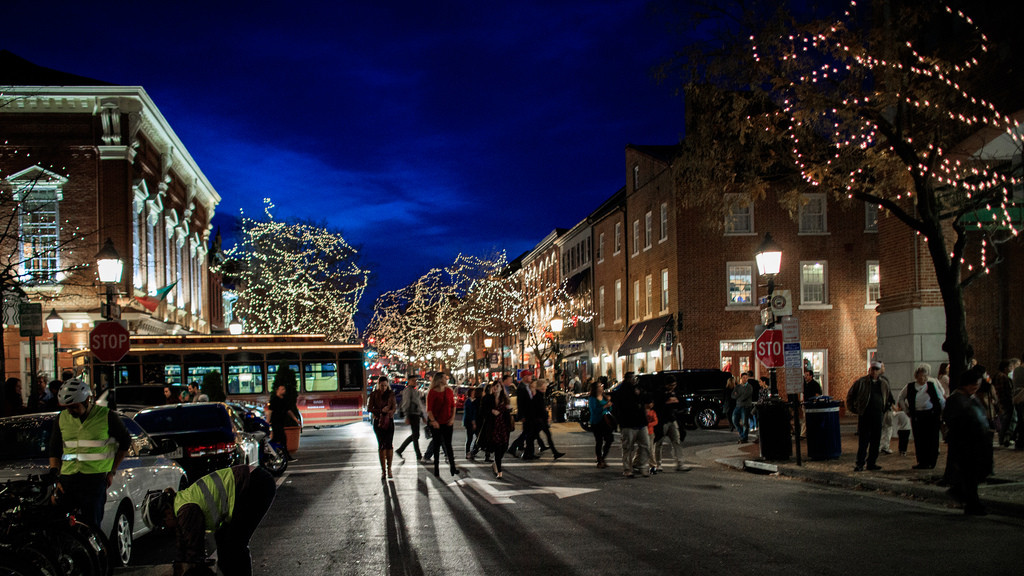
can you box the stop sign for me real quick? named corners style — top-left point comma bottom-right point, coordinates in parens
top-left (89, 321), bottom-right (131, 363)
top-left (755, 329), bottom-right (784, 368)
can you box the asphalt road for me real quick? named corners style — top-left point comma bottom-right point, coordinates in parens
top-left (122, 420), bottom-right (1023, 575)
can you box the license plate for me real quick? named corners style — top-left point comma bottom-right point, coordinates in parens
top-left (166, 448), bottom-right (183, 459)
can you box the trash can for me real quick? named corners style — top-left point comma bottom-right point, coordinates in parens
top-left (284, 426), bottom-right (301, 454)
top-left (755, 398), bottom-right (792, 461)
top-left (550, 392), bottom-right (567, 423)
top-left (804, 397), bottom-right (842, 460)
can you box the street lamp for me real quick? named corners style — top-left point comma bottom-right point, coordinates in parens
top-left (229, 318), bottom-right (243, 335)
top-left (754, 233), bottom-right (782, 396)
top-left (483, 337), bottom-right (493, 379)
top-left (96, 238), bottom-right (123, 320)
top-left (551, 314), bottom-right (564, 385)
top-left (518, 327), bottom-right (528, 371)
top-left (46, 308), bottom-right (63, 381)
top-left (461, 343), bottom-right (471, 382)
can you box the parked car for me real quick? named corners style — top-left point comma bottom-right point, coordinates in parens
top-left (636, 370), bottom-right (732, 429)
top-left (0, 412), bottom-right (187, 567)
top-left (132, 403), bottom-right (260, 484)
top-left (97, 384), bottom-right (185, 414)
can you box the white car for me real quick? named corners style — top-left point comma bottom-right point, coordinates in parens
top-left (0, 412), bottom-right (188, 567)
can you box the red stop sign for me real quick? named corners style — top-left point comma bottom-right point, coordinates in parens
top-left (755, 329), bottom-right (784, 368)
top-left (89, 321), bottom-right (131, 363)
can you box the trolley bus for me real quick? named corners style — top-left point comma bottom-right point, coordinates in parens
top-left (72, 334), bottom-right (366, 427)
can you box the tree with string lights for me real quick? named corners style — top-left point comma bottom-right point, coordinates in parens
top-left (663, 0), bottom-right (1022, 383)
top-left (217, 200), bottom-right (368, 342)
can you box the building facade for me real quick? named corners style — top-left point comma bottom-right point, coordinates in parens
top-left (1, 52), bottom-right (221, 388)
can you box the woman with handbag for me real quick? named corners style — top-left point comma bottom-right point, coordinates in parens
top-left (368, 375), bottom-right (397, 479)
top-left (486, 378), bottom-right (514, 479)
top-left (588, 378), bottom-right (614, 468)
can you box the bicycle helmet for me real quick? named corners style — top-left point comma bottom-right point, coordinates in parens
top-left (142, 489), bottom-right (176, 529)
top-left (58, 379), bottom-right (91, 406)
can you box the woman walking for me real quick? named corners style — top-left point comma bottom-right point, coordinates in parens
top-left (463, 386), bottom-right (480, 459)
top-left (588, 379), bottom-right (614, 468)
top-left (368, 375), bottom-right (397, 479)
top-left (484, 378), bottom-right (514, 479)
top-left (426, 372), bottom-right (459, 477)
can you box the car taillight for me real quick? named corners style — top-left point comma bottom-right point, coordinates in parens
top-left (185, 442), bottom-right (235, 457)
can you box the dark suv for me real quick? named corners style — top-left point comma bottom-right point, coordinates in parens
top-left (635, 369), bottom-right (731, 429)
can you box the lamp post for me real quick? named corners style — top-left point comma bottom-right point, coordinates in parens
top-left (550, 314), bottom-right (564, 386)
top-left (518, 327), bottom-right (528, 371)
top-left (46, 308), bottom-right (64, 381)
top-left (461, 343), bottom-right (471, 383)
top-left (754, 233), bottom-right (782, 396)
top-left (229, 318), bottom-right (243, 335)
top-left (96, 238), bottom-right (123, 321)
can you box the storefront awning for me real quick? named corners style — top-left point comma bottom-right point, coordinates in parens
top-left (617, 316), bottom-right (672, 356)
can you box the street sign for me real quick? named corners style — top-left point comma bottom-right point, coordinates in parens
top-left (784, 342), bottom-right (804, 395)
top-left (771, 289), bottom-right (793, 317)
top-left (755, 329), bottom-right (784, 368)
top-left (89, 321), bottom-right (131, 363)
top-left (18, 302), bottom-right (43, 337)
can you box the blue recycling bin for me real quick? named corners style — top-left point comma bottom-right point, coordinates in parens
top-left (804, 397), bottom-right (842, 460)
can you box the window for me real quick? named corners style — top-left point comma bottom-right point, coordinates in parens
top-left (800, 261), bottom-right (828, 304)
top-left (18, 188), bottom-right (61, 284)
top-left (727, 262), bottom-right (754, 306)
top-left (660, 203), bottom-right (669, 242)
top-left (725, 193), bottom-right (753, 234)
top-left (614, 280), bottom-right (622, 322)
top-left (645, 275), bottom-right (653, 317)
top-left (614, 223), bottom-right (622, 254)
top-left (644, 212), bottom-right (653, 249)
top-left (597, 232), bottom-right (605, 262)
top-left (660, 269), bottom-right (669, 312)
top-left (633, 165), bottom-right (640, 190)
top-left (866, 261), bottom-right (880, 305)
top-left (303, 361), bottom-right (338, 392)
top-left (864, 203), bottom-right (878, 232)
top-left (599, 286), bottom-right (606, 327)
top-left (632, 220), bottom-right (640, 255)
top-left (227, 364), bottom-right (265, 394)
top-left (802, 350), bottom-right (828, 394)
top-left (799, 194), bottom-right (827, 233)
top-left (633, 280), bottom-right (640, 320)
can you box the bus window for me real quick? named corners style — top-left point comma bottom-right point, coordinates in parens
top-left (228, 364), bottom-right (265, 394)
top-left (186, 365), bottom-right (221, 387)
top-left (303, 362), bottom-right (338, 392)
top-left (268, 363), bottom-right (300, 388)
top-left (165, 364), bottom-right (183, 385)
top-left (340, 361), bottom-right (361, 391)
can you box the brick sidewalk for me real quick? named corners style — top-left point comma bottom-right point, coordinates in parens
top-left (718, 417), bottom-right (1024, 517)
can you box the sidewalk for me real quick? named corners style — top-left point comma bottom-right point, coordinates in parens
top-left (693, 417), bottom-right (1024, 518)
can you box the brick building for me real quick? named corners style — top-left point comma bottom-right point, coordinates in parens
top-left (0, 51), bottom-right (222, 388)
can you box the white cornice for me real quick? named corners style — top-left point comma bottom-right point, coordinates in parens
top-left (1, 86), bottom-right (221, 216)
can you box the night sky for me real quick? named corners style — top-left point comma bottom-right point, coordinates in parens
top-left (3, 1), bottom-right (685, 329)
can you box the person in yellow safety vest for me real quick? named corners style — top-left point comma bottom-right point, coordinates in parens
top-left (143, 465), bottom-right (277, 576)
top-left (47, 378), bottom-right (131, 529)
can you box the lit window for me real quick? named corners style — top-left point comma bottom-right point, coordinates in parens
top-left (12, 168), bottom-right (64, 285)
top-left (725, 193), bottom-right (753, 234)
top-left (727, 262), bottom-right (754, 306)
top-left (801, 261), bottom-right (828, 304)
top-left (614, 223), bottom-right (622, 254)
top-left (633, 280), bottom-right (640, 320)
top-left (867, 261), bottom-right (880, 305)
top-left (645, 274), bottom-right (653, 317)
top-left (614, 280), bottom-right (622, 322)
top-left (632, 220), bottom-right (640, 255)
top-left (644, 212), bottom-right (652, 249)
top-left (799, 194), bottom-right (827, 234)
top-left (597, 232), bottom-right (605, 262)
top-left (661, 268), bottom-right (669, 311)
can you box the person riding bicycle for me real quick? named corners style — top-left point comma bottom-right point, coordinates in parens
top-left (47, 378), bottom-right (130, 529)
top-left (144, 464), bottom-right (277, 576)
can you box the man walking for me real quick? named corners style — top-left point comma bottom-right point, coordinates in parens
top-left (846, 361), bottom-right (892, 471)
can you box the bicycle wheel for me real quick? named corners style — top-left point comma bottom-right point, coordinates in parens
top-left (49, 525), bottom-right (102, 576)
top-left (2, 535), bottom-right (63, 576)
top-left (72, 523), bottom-right (112, 576)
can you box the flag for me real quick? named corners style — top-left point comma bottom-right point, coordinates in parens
top-left (135, 283), bottom-right (176, 312)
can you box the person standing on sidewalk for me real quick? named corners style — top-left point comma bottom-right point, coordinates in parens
top-left (612, 372), bottom-right (651, 478)
top-left (897, 363), bottom-right (945, 469)
top-left (654, 378), bottom-right (686, 472)
top-left (731, 374), bottom-right (753, 443)
top-left (846, 361), bottom-right (891, 472)
top-left (943, 366), bottom-right (993, 515)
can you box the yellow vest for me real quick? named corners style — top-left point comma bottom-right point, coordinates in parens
top-left (174, 468), bottom-right (237, 530)
top-left (59, 405), bottom-right (116, 475)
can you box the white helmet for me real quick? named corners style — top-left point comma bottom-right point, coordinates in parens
top-left (58, 379), bottom-right (91, 406)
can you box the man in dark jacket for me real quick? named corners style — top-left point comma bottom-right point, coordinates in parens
top-left (612, 372), bottom-right (650, 477)
top-left (846, 361), bottom-right (892, 472)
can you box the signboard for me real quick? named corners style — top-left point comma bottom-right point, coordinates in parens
top-left (771, 290), bottom-right (793, 317)
top-left (755, 329), bottom-right (784, 368)
top-left (18, 303), bottom-right (43, 337)
top-left (784, 342), bottom-right (804, 395)
top-left (89, 321), bottom-right (131, 363)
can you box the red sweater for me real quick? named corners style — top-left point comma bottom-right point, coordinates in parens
top-left (426, 387), bottom-right (455, 424)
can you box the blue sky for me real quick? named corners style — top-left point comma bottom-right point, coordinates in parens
top-left (3, 0), bottom-right (686, 328)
